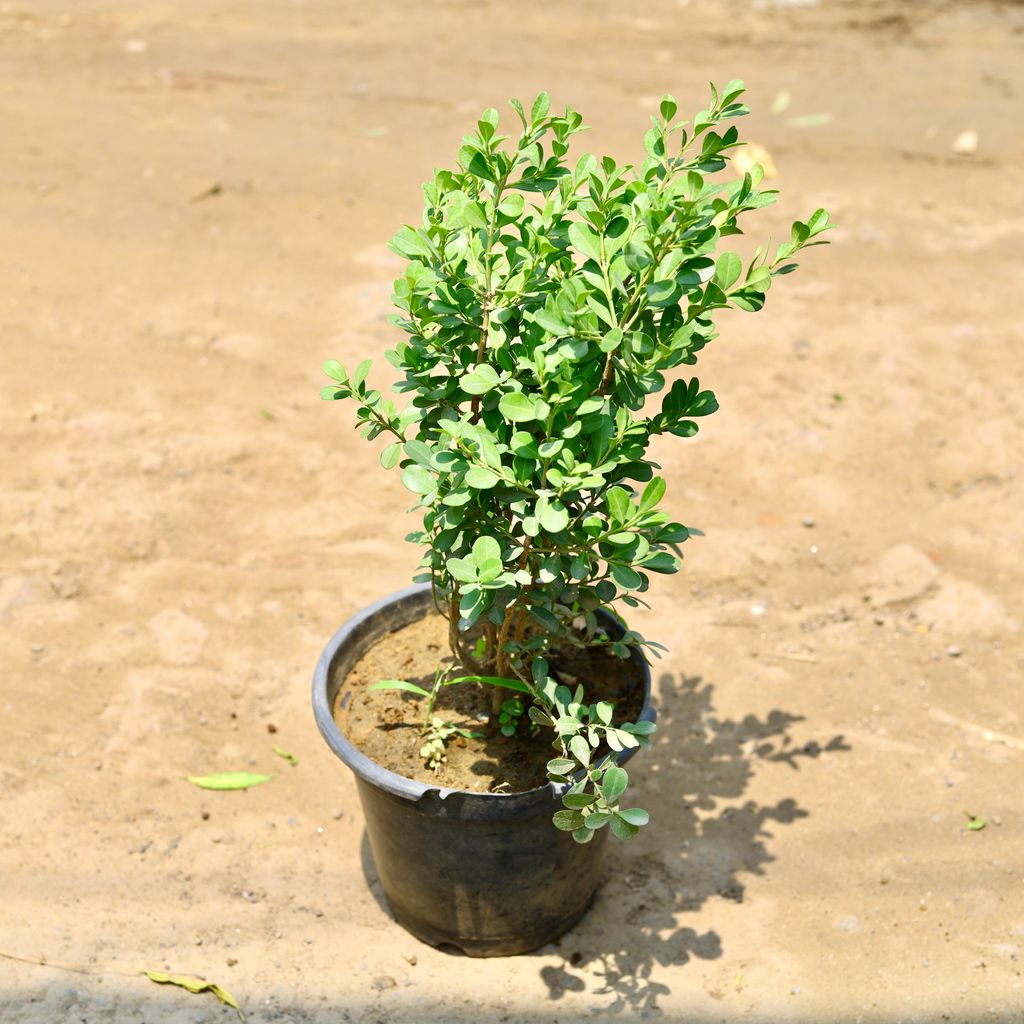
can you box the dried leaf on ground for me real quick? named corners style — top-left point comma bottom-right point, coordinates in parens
top-left (144, 970), bottom-right (244, 1019)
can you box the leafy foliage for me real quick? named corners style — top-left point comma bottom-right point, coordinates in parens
top-left (324, 83), bottom-right (831, 839)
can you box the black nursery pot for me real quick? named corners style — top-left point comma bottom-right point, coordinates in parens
top-left (312, 583), bottom-right (654, 957)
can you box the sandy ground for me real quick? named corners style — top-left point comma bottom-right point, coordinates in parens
top-left (2, 0), bottom-right (1023, 1021)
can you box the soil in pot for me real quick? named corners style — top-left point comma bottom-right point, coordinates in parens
top-left (333, 610), bottom-right (646, 793)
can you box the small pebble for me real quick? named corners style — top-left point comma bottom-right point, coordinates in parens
top-left (226, 958), bottom-right (238, 967)
top-left (952, 130), bottom-right (978, 155)
top-left (332, 809), bottom-right (344, 820)
top-left (873, 614), bottom-right (885, 626)
top-left (802, 516), bottom-right (815, 528)
top-left (947, 645), bottom-right (962, 658)
top-left (267, 723), bottom-right (278, 734)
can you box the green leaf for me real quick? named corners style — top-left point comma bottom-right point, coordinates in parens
top-left (568, 222), bottom-right (603, 263)
top-left (465, 466), bottom-right (499, 489)
top-left (498, 193), bottom-right (526, 218)
top-left (714, 252), bottom-right (742, 289)
top-left (446, 557), bottom-right (477, 583)
top-left (602, 764), bottom-right (628, 802)
top-left (388, 226), bottom-right (432, 259)
top-left (272, 746), bottom-right (298, 767)
top-left (403, 439), bottom-right (433, 465)
top-left (599, 327), bottom-right (623, 353)
top-left (610, 564), bottom-right (643, 589)
top-left (351, 359), bottom-right (372, 389)
top-left (572, 826), bottom-right (595, 844)
top-left (143, 972), bottom-right (243, 1021)
top-left (610, 816), bottom-right (640, 840)
top-left (606, 487), bottom-right (631, 525)
top-left (639, 476), bottom-right (666, 512)
top-left (618, 807), bottom-right (650, 827)
top-left (186, 772), bottom-right (272, 791)
top-left (369, 679), bottom-right (431, 698)
top-left (622, 719), bottom-right (657, 736)
top-left (531, 92), bottom-right (551, 121)
top-left (568, 734), bottom-right (591, 766)
top-left (552, 809), bottom-right (585, 831)
top-left (445, 674), bottom-right (532, 693)
top-left (461, 364), bottom-right (501, 395)
top-left (401, 465), bottom-right (435, 494)
top-left (562, 793), bottom-right (596, 809)
top-left (659, 94), bottom-right (677, 121)
top-left (380, 442), bottom-right (402, 469)
top-left (547, 757), bottom-right (576, 776)
top-left (323, 359), bottom-right (347, 382)
top-left (472, 535), bottom-right (501, 564)
top-left (499, 391), bottom-right (541, 422)
top-left (537, 498), bottom-right (569, 533)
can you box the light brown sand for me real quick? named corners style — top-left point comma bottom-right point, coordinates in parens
top-left (2, 1), bottom-right (1022, 1020)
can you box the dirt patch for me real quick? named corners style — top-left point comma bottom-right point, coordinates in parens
top-left (334, 612), bottom-right (646, 792)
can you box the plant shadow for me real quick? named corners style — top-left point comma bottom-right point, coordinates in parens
top-left (358, 670), bottom-right (849, 1014)
top-left (534, 671), bottom-right (850, 1014)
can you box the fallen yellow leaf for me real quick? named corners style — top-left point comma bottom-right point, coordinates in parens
top-left (144, 970), bottom-right (244, 1020)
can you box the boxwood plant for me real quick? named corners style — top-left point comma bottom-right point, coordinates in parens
top-left (322, 82), bottom-right (830, 842)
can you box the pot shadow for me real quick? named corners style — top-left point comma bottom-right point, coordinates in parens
top-left (535, 671), bottom-right (850, 1014)
top-left (358, 670), bottom-right (849, 1014)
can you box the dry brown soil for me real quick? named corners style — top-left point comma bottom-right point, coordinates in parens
top-left (2, 1), bottom-right (1023, 1022)
top-left (336, 612), bottom-right (646, 792)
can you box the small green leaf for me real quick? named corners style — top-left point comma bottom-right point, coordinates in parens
top-left (461, 364), bottom-right (501, 395)
top-left (465, 466), bottom-right (499, 489)
top-left (562, 793), bottom-right (596, 809)
top-left (553, 809), bottom-right (585, 831)
top-left (568, 222), bottom-right (603, 263)
top-left (186, 772), bottom-right (272, 791)
top-left (531, 92), bottom-right (551, 121)
top-left (547, 757), bottom-right (576, 776)
top-left (272, 746), bottom-right (298, 767)
top-left (401, 465), bottom-right (436, 495)
top-left (659, 94), bottom-right (677, 121)
top-left (569, 734), bottom-right (591, 766)
top-left (618, 807), bottom-right (650, 827)
top-left (610, 816), bottom-right (640, 840)
top-left (714, 252), bottom-right (742, 290)
top-left (610, 563), bottom-right (643, 589)
top-left (537, 497), bottom-right (569, 533)
top-left (369, 679), bottom-right (431, 698)
top-left (964, 812), bottom-right (987, 832)
top-left (380, 442), bottom-right (402, 469)
top-left (639, 476), bottom-right (666, 512)
top-left (606, 487), bottom-right (631, 525)
top-left (499, 391), bottom-right (540, 422)
top-left (602, 764), bottom-right (628, 802)
top-left (323, 359), bottom-right (347, 382)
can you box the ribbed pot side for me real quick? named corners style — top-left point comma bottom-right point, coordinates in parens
top-left (312, 583), bottom-right (654, 957)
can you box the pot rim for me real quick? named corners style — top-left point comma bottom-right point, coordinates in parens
top-left (312, 582), bottom-right (655, 806)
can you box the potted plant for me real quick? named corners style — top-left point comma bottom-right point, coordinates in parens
top-left (313, 81), bottom-right (830, 956)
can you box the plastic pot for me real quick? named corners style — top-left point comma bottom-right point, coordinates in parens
top-left (312, 583), bottom-right (654, 957)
